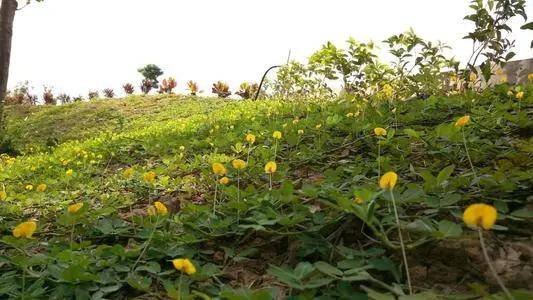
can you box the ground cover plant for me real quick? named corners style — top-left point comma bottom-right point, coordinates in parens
top-left (0, 78), bottom-right (532, 299)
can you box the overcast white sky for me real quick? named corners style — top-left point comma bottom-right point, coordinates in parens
top-left (8, 0), bottom-right (533, 97)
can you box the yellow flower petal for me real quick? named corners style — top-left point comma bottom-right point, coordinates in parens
top-left (264, 161), bottom-right (277, 174)
top-left (13, 221), bottom-right (37, 238)
top-left (68, 203), bottom-right (84, 214)
top-left (232, 159), bottom-right (246, 170)
top-left (454, 115), bottom-right (470, 127)
top-left (154, 201), bottom-right (168, 215)
top-left (212, 163), bottom-right (227, 175)
top-left (379, 171), bottom-right (398, 190)
top-left (463, 203), bottom-right (497, 230)
top-left (374, 127), bottom-right (387, 136)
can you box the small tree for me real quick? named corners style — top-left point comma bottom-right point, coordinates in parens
top-left (123, 83), bottom-right (134, 95)
top-left (43, 86), bottom-right (55, 105)
top-left (103, 88), bottom-right (115, 98)
top-left (138, 64), bottom-right (163, 89)
top-left (212, 81), bottom-right (231, 98)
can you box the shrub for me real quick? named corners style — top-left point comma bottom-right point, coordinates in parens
top-left (123, 83), bottom-right (135, 95)
top-left (88, 91), bottom-right (99, 99)
top-left (57, 93), bottom-right (72, 104)
top-left (187, 80), bottom-right (199, 96)
top-left (103, 89), bottom-right (115, 98)
top-left (159, 77), bottom-right (177, 94)
top-left (212, 81), bottom-right (231, 98)
top-left (141, 79), bottom-right (153, 94)
top-left (72, 95), bottom-right (84, 102)
top-left (43, 87), bottom-right (56, 105)
top-left (236, 82), bottom-right (259, 99)
top-left (4, 82), bottom-right (37, 105)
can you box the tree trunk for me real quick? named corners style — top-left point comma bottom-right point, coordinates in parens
top-left (0, 0), bottom-right (17, 132)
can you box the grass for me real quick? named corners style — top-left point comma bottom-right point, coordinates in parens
top-left (0, 84), bottom-right (532, 299)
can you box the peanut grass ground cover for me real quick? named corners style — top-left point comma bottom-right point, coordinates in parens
top-left (0, 84), bottom-right (532, 299)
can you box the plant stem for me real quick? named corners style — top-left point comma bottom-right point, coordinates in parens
top-left (237, 171), bottom-right (241, 221)
top-left (70, 223), bottom-right (75, 250)
top-left (377, 141), bottom-right (381, 183)
top-left (178, 272), bottom-right (183, 300)
top-left (213, 178), bottom-right (218, 215)
top-left (21, 267), bottom-right (26, 300)
top-left (269, 174), bottom-right (272, 190)
top-left (131, 216), bottom-right (160, 272)
top-left (389, 189), bottom-right (413, 294)
top-left (478, 228), bottom-right (514, 300)
top-left (461, 129), bottom-right (477, 179)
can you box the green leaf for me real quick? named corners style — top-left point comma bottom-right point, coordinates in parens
top-left (436, 165), bottom-right (455, 185)
top-left (314, 261), bottom-right (343, 277)
top-left (435, 220), bottom-right (463, 239)
top-left (126, 274), bottom-right (152, 292)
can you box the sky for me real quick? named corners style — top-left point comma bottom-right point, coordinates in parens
top-left (8, 0), bottom-right (533, 98)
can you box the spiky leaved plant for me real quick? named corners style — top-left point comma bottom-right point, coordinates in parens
top-left (187, 81), bottom-right (199, 96)
top-left (212, 81), bottom-right (231, 98)
top-left (57, 94), bottom-right (71, 104)
top-left (160, 77), bottom-right (177, 94)
top-left (236, 82), bottom-right (259, 99)
top-left (141, 79), bottom-right (153, 95)
top-left (123, 83), bottom-right (134, 95)
top-left (43, 87), bottom-right (55, 105)
top-left (103, 89), bottom-right (115, 98)
top-left (88, 91), bottom-right (99, 99)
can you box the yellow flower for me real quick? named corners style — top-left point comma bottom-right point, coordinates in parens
top-left (469, 72), bottom-right (477, 82)
top-left (273, 131), bottom-right (282, 140)
top-left (379, 171), bottom-right (398, 190)
top-left (66, 169), bottom-right (74, 177)
top-left (179, 146), bottom-right (185, 151)
top-left (315, 124), bottom-right (322, 129)
top-left (507, 90), bottom-right (514, 97)
top-left (245, 134), bottom-right (256, 144)
top-left (232, 159), bottom-right (246, 170)
top-left (382, 84), bottom-right (393, 98)
top-left (499, 75), bottom-right (507, 84)
top-left (346, 112), bottom-right (354, 118)
top-left (212, 163), bottom-right (227, 175)
top-left (515, 91), bottom-right (524, 100)
top-left (0, 190), bottom-right (7, 201)
top-left (264, 161), bottom-right (277, 174)
top-left (68, 203), bottom-right (84, 214)
top-left (374, 127), bottom-right (387, 136)
top-left (463, 203), bottom-right (497, 230)
top-left (13, 221), bottom-right (37, 238)
top-left (455, 115), bottom-right (471, 127)
top-left (123, 167), bottom-right (134, 179)
top-left (143, 171), bottom-right (156, 183)
top-left (355, 197), bottom-right (364, 204)
top-left (172, 258), bottom-right (196, 275)
top-left (298, 129), bottom-right (304, 135)
top-left (36, 183), bottom-right (47, 192)
top-left (292, 118), bottom-right (299, 124)
top-left (25, 184), bottom-right (34, 191)
top-left (154, 201), bottom-right (168, 215)
top-left (219, 177), bottom-right (230, 185)
top-left (528, 73), bottom-right (533, 81)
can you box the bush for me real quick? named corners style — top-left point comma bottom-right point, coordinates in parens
top-left (138, 64), bottom-right (163, 88)
top-left (103, 89), bottom-right (115, 98)
top-left (187, 80), bottom-right (199, 96)
top-left (159, 77), bottom-right (177, 94)
top-left (123, 83), bottom-right (135, 95)
top-left (236, 82), bottom-right (259, 99)
top-left (5, 81), bottom-right (37, 105)
top-left (212, 81), bottom-right (231, 98)
top-left (57, 94), bottom-right (72, 104)
top-left (88, 91), bottom-right (99, 99)
top-left (141, 79), bottom-right (153, 94)
top-left (43, 87), bottom-right (56, 105)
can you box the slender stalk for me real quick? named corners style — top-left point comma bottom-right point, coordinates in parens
top-left (269, 174), bottom-right (272, 190)
top-left (213, 178), bottom-right (218, 215)
top-left (389, 190), bottom-right (413, 294)
top-left (70, 223), bottom-right (75, 250)
top-left (274, 140), bottom-right (278, 159)
top-left (478, 228), bottom-right (514, 300)
top-left (377, 142), bottom-right (381, 183)
top-left (461, 129), bottom-right (477, 179)
top-left (131, 216), bottom-right (160, 272)
top-left (237, 171), bottom-right (241, 221)
top-left (178, 272), bottom-right (183, 300)
top-left (21, 267), bottom-right (25, 300)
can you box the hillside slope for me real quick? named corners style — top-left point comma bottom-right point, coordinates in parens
top-left (0, 86), bottom-right (532, 299)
